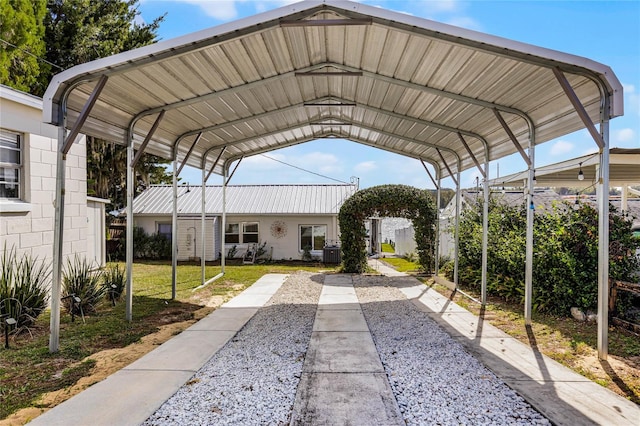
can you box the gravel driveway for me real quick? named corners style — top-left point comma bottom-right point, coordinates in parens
top-left (144, 272), bottom-right (549, 425)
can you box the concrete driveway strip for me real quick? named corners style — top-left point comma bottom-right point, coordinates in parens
top-left (290, 274), bottom-right (404, 425)
top-left (27, 274), bottom-right (289, 426)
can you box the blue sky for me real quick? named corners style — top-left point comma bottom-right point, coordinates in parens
top-left (137, 0), bottom-right (640, 190)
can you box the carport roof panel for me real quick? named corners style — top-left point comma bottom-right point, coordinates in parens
top-left (43, 0), bottom-right (623, 179)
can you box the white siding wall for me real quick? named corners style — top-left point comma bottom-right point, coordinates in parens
top-left (134, 215), bottom-right (217, 261)
top-left (0, 89), bottom-right (87, 264)
top-left (135, 214), bottom-right (339, 261)
top-left (86, 198), bottom-right (107, 266)
top-left (224, 215), bottom-right (337, 260)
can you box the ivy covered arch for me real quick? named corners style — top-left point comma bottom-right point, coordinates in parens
top-left (339, 184), bottom-right (438, 273)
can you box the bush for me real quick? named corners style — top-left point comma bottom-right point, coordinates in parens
top-left (110, 227), bottom-right (171, 261)
top-left (339, 184), bottom-right (436, 273)
top-left (62, 256), bottom-right (105, 315)
top-left (102, 264), bottom-right (126, 304)
top-left (0, 246), bottom-right (50, 328)
top-left (455, 197), bottom-right (640, 316)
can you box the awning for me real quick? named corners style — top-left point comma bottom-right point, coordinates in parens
top-left (488, 148), bottom-right (640, 188)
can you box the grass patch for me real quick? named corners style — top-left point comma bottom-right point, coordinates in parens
top-left (0, 261), bottom-right (335, 420)
top-left (381, 243), bottom-right (395, 253)
top-left (380, 257), bottom-right (418, 272)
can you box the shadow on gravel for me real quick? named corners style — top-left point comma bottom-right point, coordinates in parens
top-left (352, 274), bottom-right (601, 426)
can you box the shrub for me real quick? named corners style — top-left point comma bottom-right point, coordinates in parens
top-left (62, 256), bottom-right (105, 315)
top-left (455, 197), bottom-right (640, 316)
top-left (0, 246), bottom-right (51, 328)
top-left (102, 264), bottom-right (126, 304)
top-left (339, 184), bottom-right (436, 273)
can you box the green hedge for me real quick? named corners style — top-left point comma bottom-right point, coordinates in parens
top-left (450, 197), bottom-right (640, 315)
top-left (339, 184), bottom-right (437, 273)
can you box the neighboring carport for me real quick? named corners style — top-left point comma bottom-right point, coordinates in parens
top-left (488, 148), bottom-right (640, 191)
top-left (42, 0), bottom-right (623, 357)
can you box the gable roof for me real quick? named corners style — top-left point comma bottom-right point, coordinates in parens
top-left (132, 183), bottom-right (357, 215)
top-left (43, 0), bottom-right (622, 180)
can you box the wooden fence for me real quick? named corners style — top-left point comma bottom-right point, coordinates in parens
top-left (609, 279), bottom-right (640, 334)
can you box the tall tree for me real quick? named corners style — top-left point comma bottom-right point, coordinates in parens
top-left (41, 0), bottom-right (169, 209)
top-left (0, 0), bottom-right (47, 93)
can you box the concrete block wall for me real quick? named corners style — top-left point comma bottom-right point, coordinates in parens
top-left (0, 88), bottom-right (87, 265)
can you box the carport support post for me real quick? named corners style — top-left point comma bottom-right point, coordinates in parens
top-left (453, 170), bottom-right (461, 286)
top-left (49, 120), bottom-right (67, 352)
top-left (221, 164), bottom-right (227, 273)
top-left (597, 116), bottom-right (610, 360)
top-left (481, 158), bottom-right (490, 305)
top-left (171, 160), bottom-right (178, 299)
top-left (125, 131), bottom-right (134, 322)
top-left (201, 166), bottom-right (206, 284)
top-left (524, 145), bottom-right (535, 325)
top-left (435, 178), bottom-right (441, 275)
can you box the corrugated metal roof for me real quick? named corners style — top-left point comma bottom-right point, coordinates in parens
top-left (132, 183), bottom-right (357, 215)
top-left (43, 0), bottom-right (622, 179)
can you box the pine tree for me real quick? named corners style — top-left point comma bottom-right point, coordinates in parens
top-left (0, 0), bottom-right (47, 93)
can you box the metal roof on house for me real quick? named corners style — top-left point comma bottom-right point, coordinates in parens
top-left (132, 183), bottom-right (357, 215)
top-left (43, 0), bottom-right (622, 180)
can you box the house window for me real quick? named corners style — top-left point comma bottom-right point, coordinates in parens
top-left (157, 223), bottom-right (172, 241)
top-left (0, 129), bottom-right (22, 199)
top-left (300, 225), bottom-right (327, 251)
top-left (225, 222), bottom-right (259, 244)
top-left (225, 223), bottom-right (240, 243)
top-left (243, 222), bottom-right (259, 243)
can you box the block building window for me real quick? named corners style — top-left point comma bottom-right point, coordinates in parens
top-left (0, 129), bottom-right (22, 199)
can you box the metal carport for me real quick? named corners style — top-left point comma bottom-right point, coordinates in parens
top-left (42, 0), bottom-right (623, 358)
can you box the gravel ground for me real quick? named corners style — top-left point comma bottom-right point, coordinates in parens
top-left (353, 275), bottom-right (551, 426)
top-left (144, 272), bottom-right (550, 425)
top-left (144, 272), bottom-right (322, 426)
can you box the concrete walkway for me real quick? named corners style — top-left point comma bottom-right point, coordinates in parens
top-left (27, 274), bottom-right (289, 426)
top-left (26, 266), bottom-right (640, 426)
top-left (290, 274), bottom-right (403, 425)
top-left (399, 279), bottom-right (640, 426)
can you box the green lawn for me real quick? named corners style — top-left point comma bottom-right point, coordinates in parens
top-left (380, 257), bottom-right (419, 272)
top-left (0, 261), bottom-right (335, 420)
top-left (381, 243), bottom-right (395, 253)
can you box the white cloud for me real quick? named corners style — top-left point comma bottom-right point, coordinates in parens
top-left (582, 147), bottom-right (599, 156)
top-left (298, 152), bottom-right (343, 175)
top-left (445, 16), bottom-right (482, 31)
top-left (550, 140), bottom-right (574, 156)
top-left (243, 153), bottom-right (289, 170)
top-left (354, 161), bottom-right (377, 173)
top-left (173, 0), bottom-right (238, 20)
top-left (623, 83), bottom-right (640, 117)
top-left (614, 128), bottom-right (635, 143)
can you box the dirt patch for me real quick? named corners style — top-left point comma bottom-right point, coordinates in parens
top-left (0, 295), bottom-right (225, 426)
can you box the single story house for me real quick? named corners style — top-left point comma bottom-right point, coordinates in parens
top-left (132, 183), bottom-right (358, 261)
top-left (0, 85), bottom-right (107, 266)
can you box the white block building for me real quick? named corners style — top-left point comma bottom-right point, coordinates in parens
top-left (0, 85), bottom-right (106, 266)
